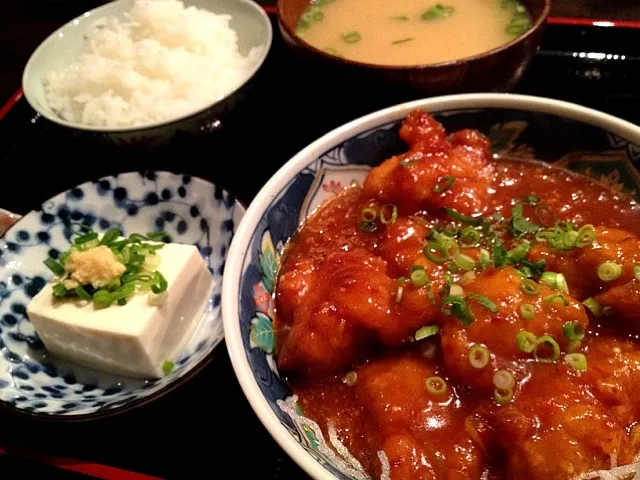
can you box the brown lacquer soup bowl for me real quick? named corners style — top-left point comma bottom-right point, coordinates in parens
top-left (278, 0), bottom-right (550, 95)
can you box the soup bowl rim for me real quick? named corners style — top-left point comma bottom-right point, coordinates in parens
top-left (277, 0), bottom-right (551, 70)
top-left (222, 93), bottom-right (640, 480)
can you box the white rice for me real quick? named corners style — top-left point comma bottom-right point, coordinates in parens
top-left (43, 0), bottom-right (263, 127)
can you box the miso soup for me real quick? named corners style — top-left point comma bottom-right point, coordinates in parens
top-left (296, 0), bottom-right (533, 66)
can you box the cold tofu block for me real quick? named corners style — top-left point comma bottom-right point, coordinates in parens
top-left (27, 243), bottom-right (214, 378)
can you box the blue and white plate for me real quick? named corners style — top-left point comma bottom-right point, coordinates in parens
top-left (0, 171), bottom-right (243, 418)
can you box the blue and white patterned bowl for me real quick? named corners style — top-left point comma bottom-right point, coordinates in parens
top-left (0, 171), bottom-right (243, 419)
top-left (222, 94), bottom-right (640, 480)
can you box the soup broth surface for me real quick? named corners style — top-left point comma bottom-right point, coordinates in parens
top-left (297, 0), bottom-right (531, 66)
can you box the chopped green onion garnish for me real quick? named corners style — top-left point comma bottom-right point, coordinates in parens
top-left (563, 230), bottom-right (579, 247)
top-left (93, 290), bottom-right (113, 309)
top-left (634, 266), bottom-right (640, 281)
top-left (146, 231), bottom-right (171, 242)
top-left (493, 369), bottom-right (515, 390)
top-left (454, 253), bottom-right (476, 271)
top-left (359, 207), bottom-right (378, 233)
top-left (458, 272), bottom-right (477, 287)
top-left (467, 293), bottom-right (498, 314)
top-left (517, 266), bottom-right (533, 278)
top-left (597, 261), bottom-right (622, 282)
top-left (47, 225), bottom-right (169, 308)
top-left (533, 335), bottom-right (560, 363)
top-left (458, 271), bottom-right (477, 286)
top-left (493, 243), bottom-right (508, 268)
top-left (74, 285), bottom-right (92, 301)
top-left (151, 271), bottom-right (168, 294)
top-left (74, 232), bottom-right (99, 245)
top-left (516, 330), bottom-right (536, 353)
top-left (468, 344), bottom-right (490, 369)
top-left (564, 353), bottom-right (587, 372)
top-left (507, 242), bottom-right (530, 263)
top-left (434, 175), bottom-right (455, 193)
top-left (540, 272), bottom-right (569, 293)
top-left (479, 249), bottom-right (491, 269)
top-left (162, 360), bottom-right (174, 375)
top-left (113, 282), bottom-right (135, 299)
top-left (509, 203), bottom-right (540, 237)
top-left (520, 258), bottom-right (547, 277)
top-left (443, 208), bottom-right (484, 226)
top-left (100, 228), bottom-right (121, 245)
top-left (343, 371), bottom-right (358, 386)
top-left (53, 283), bottom-right (68, 298)
top-left (562, 321), bottom-right (585, 341)
top-left (519, 303), bottom-right (535, 320)
top-left (361, 207), bottom-right (377, 223)
top-left (415, 325), bottom-right (439, 341)
top-left (122, 273), bottom-right (153, 284)
top-left (43, 258), bottom-right (65, 277)
top-left (58, 251), bottom-right (70, 265)
top-left (575, 225), bottom-right (596, 247)
top-left (392, 37), bottom-right (414, 45)
top-left (400, 157), bottom-right (418, 168)
top-left (424, 242), bottom-right (447, 264)
top-left (494, 387), bottom-right (514, 405)
top-left (128, 233), bottom-right (149, 243)
top-left (556, 274), bottom-right (569, 293)
top-left (438, 235), bottom-right (459, 257)
top-left (425, 376), bottom-right (447, 395)
top-left (545, 294), bottom-right (568, 306)
top-left (380, 204), bottom-right (398, 225)
top-left (520, 279), bottom-right (540, 296)
top-left (506, 10), bottom-right (532, 36)
top-left (341, 31), bottom-right (362, 43)
top-left (459, 227), bottom-right (480, 246)
top-left (582, 297), bottom-right (601, 317)
top-left (449, 284), bottom-right (464, 297)
top-left (301, 5), bottom-right (324, 24)
top-left (441, 295), bottom-right (474, 326)
top-left (410, 265), bottom-right (429, 287)
top-left (421, 4), bottom-right (455, 20)
top-left (522, 194), bottom-right (540, 205)
top-left (444, 223), bottom-right (459, 237)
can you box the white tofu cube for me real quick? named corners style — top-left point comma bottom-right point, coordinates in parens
top-left (26, 243), bottom-right (214, 378)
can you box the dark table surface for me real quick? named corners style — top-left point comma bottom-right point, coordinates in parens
top-left (0, 1), bottom-right (639, 479)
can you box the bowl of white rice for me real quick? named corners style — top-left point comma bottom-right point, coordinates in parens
top-left (22, 0), bottom-right (272, 144)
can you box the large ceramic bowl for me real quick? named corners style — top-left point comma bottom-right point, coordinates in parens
top-left (22, 0), bottom-right (272, 146)
top-left (278, 0), bottom-right (549, 95)
top-left (222, 94), bottom-right (640, 479)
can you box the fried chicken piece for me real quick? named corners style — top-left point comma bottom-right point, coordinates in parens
top-left (363, 111), bottom-right (495, 217)
top-left (355, 353), bottom-right (484, 480)
top-left (441, 267), bottom-right (589, 394)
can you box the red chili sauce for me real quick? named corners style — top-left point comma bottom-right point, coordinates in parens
top-left (274, 111), bottom-right (640, 480)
